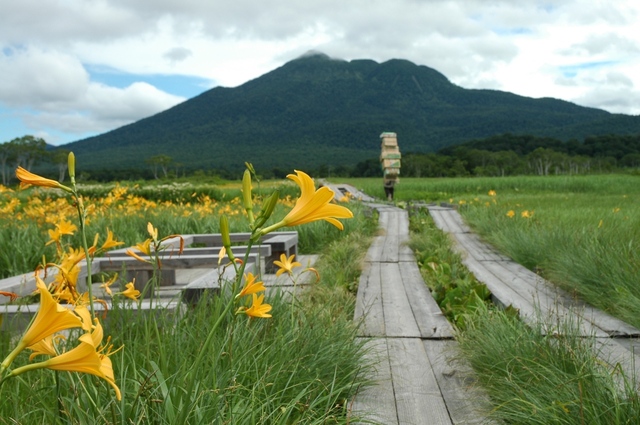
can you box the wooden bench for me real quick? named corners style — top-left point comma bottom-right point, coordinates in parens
top-left (102, 244), bottom-right (270, 285)
top-left (181, 262), bottom-right (257, 306)
top-left (162, 231), bottom-right (298, 274)
top-left (93, 253), bottom-right (260, 295)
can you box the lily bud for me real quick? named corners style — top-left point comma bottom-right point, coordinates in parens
top-left (242, 169), bottom-right (254, 224)
top-left (220, 214), bottom-right (235, 262)
top-left (68, 152), bottom-right (76, 179)
top-left (253, 190), bottom-right (279, 230)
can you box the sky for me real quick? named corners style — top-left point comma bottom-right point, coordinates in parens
top-left (1, 0), bottom-right (639, 146)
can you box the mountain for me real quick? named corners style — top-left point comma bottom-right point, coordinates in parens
top-left (62, 53), bottom-right (640, 174)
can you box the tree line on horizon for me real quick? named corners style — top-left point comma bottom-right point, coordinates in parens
top-left (2, 132), bottom-right (640, 184)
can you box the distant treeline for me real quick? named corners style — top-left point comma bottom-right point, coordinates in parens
top-left (5, 133), bottom-right (640, 184)
top-left (345, 133), bottom-right (640, 179)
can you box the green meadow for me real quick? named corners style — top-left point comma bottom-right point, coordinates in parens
top-left (343, 174), bottom-right (640, 328)
top-left (0, 175), bottom-right (377, 424)
top-left (385, 173), bottom-right (640, 424)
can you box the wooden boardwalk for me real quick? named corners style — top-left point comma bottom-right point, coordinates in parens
top-left (350, 199), bottom-right (640, 423)
top-left (428, 205), bottom-right (640, 381)
top-left (352, 203), bottom-right (489, 425)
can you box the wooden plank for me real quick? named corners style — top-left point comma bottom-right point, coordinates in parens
top-left (355, 262), bottom-right (386, 337)
top-left (399, 261), bottom-right (454, 339)
top-left (388, 338), bottom-right (453, 425)
top-left (594, 338), bottom-right (640, 383)
top-left (447, 210), bottom-right (472, 234)
top-left (499, 261), bottom-right (640, 337)
top-left (397, 210), bottom-right (410, 236)
top-left (480, 260), bottom-right (608, 337)
top-left (380, 234), bottom-right (399, 263)
top-left (452, 232), bottom-right (510, 262)
top-left (423, 340), bottom-right (494, 425)
top-left (365, 235), bottom-right (385, 263)
top-left (429, 207), bottom-right (470, 234)
top-left (351, 338), bottom-right (398, 424)
top-left (398, 241), bottom-right (415, 262)
top-left (456, 254), bottom-right (544, 326)
top-left (380, 262), bottom-right (421, 338)
top-left (428, 208), bottom-right (451, 232)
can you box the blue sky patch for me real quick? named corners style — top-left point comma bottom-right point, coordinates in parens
top-left (85, 65), bottom-right (216, 99)
top-left (558, 60), bottom-right (617, 78)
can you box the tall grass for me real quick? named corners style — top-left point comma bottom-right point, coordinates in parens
top-left (408, 205), bottom-right (640, 424)
top-left (341, 174), bottom-right (640, 329)
top-left (339, 174), bottom-right (639, 201)
top-left (0, 199), bottom-right (376, 424)
top-left (457, 304), bottom-right (640, 425)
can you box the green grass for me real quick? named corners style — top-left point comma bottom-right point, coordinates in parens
top-left (0, 204), bottom-right (377, 424)
top-left (457, 304), bottom-right (640, 425)
top-left (0, 185), bottom-right (371, 278)
top-left (338, 174), bottom-right (640, 202)
top-left (342, 175), bottom-right (640, 329)
top-left (408, 205), bottom-right (640, 424)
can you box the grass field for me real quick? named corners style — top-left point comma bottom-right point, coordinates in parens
top-left (407, 201), bottom-right (640, 424)
top-left (341, 174), bottom-right (640, 328)
top-left (0, 171), bottom-right (376, 424)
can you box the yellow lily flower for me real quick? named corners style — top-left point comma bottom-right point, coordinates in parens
top-left (260, 170), bottom-right (353, 234)
top-left (46, 220), bottom-right (78, 246)
top-left (21, 278), bottom-right (83, 347)
top-left (236, 272), bottom-right (266, 298)
top-left (244, 293), bottom-right (272, 318)
top-left (217, 246), bottom-right (226, 267)
top-left (99, 274), bottom-right (119, 297)
top-left (100, 229), bottom-right (124, 250)
top-left (273, 253), bottom-right (302, 277)
top-left (147, 222), bottom-right (159, 242)
top-left (28, 335), bottom-right (59, 360)
top-left (120, 281), bottom-right (140, 300)
top-left (1, 278), bottom-right (82, 370)
top-left (15, 167), bottom-right (72, 192)
top-left (125, 239), bottom-right (152, 263)
top-left (15, 333), bottom-right (122, 400)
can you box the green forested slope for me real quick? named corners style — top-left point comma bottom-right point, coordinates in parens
top-left (62, 53), bottom-right (640, 174)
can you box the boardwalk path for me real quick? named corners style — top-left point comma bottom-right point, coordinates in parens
top-left (348, 201), bottom-right (488, 425)
top-left (324, 183), bottom-right (640, 424)
top-left (427, 204), bottom-right (640, 380)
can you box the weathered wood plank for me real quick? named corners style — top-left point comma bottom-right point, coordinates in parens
top-left (423, 340), bottom-right (495, 425)
top-left (432, 207), bottom-right (628, 338)
top-left (380, 234), bottom-right (399, 263)
top-left (498, 261), bottom-right (640, 337)
top-left (380, 262), bottom-right (421, 338)
top-left (399, 261), bottom-right (454, 339)
top-left (355, 262), bottom-right (386, 337)
top-left (452, 232), bottom-right (510, 262)
top-left (429, 206), bottom-right (470, 234)
top-left (428, 208), bottom-right (452, 233)
top-left (388, 337), bottom-right (453, 425)
top-left (365, 235), bottom-right (386, 263)
top-left (352, 337), bottom-right (398, 424)
top-left (480, 260), bottom-right (608, 337)
top-left (594, 338), bottom-right (640, 383)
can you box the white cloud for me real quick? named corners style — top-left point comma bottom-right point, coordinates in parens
top-left (1, 0), bottom-right (640, 144)
top-left (0, 47), bottom-right (184, 140)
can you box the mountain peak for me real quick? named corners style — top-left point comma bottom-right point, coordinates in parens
top-left (63, 55), bottom-right (638, 175)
